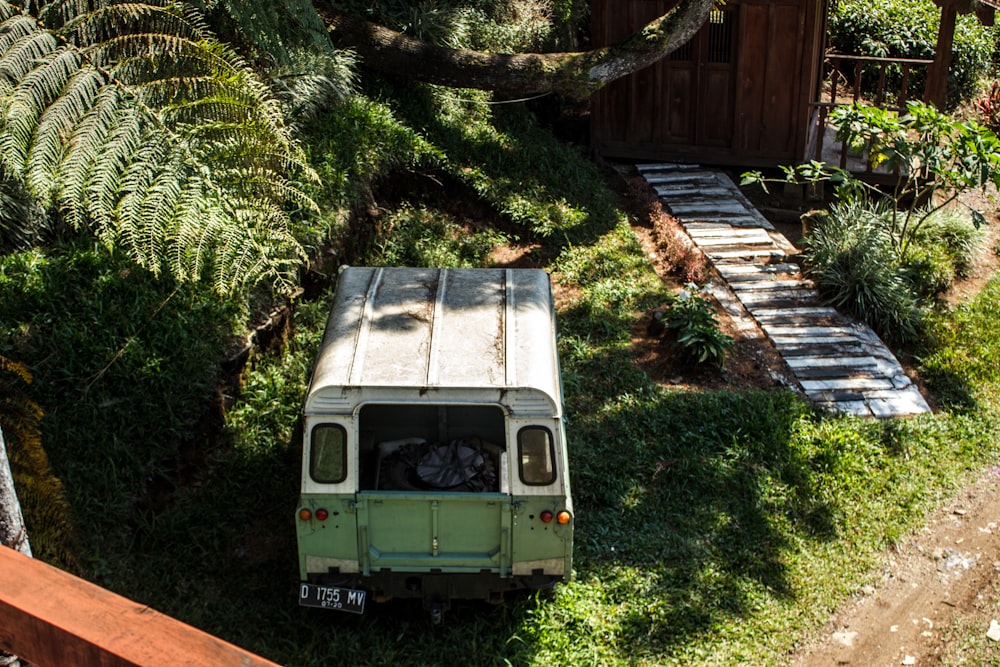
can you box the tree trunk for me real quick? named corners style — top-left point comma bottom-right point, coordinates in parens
top-left (0, 426), bottom-right (28, 666)
top-left (324, 0), bottom-right (716, 98)
top-left (0, 426), bottom-right (30, 556)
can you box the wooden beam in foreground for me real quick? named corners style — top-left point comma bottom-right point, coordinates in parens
top-left (0, 546), bottom-right (282, 667)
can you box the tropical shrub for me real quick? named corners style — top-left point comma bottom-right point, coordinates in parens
top-left (651, 285), bottom-right (733, 366)
top-left (746, 101), bottom-right (999, 262)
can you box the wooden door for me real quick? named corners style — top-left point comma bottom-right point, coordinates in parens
top-left (662, 6), bottom-right (738, 147)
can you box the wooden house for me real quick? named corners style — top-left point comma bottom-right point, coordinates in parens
top-left (589, 0), bottom-right (999, 170)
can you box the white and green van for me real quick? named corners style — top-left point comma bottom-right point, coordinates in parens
top-left (295, 267), bottom-right (572, 621)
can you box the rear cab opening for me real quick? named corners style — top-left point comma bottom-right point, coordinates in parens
top-left (296, 267), bottom-right (572, 620)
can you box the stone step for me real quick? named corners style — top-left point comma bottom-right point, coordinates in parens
top-left (731, 279), bottom-right (816, 292)
top-left (716, 263), bottom-right (801, 275)
top-left (693, 235), bottom-right (777, 248)
top-left (792, 365), bottom-right (885, 380)
top-left (707, 248), bottom-right (789, 261)
top-left (776, 341), bottom-right (886, 358)
top-left (800, 377), bottom-right (897, 392)
top-left (636, 163), bottom-right (702, 174)
top-left (751, 306), bottom-right (840, 321)
top-left (737, 288), bottom-right (820, 304)
top-left (668, 200), bottom-right (754, 216)
top-left (762, 324), bottom-right (859, 338)
top-left (684, 217), bottom-right (773, 230)
top-left (653, 186), bottom-right (731, 198)
top-left (685, 226), bottom-right (768, 238)
top-left (784, 355), bottom-right (880, 369)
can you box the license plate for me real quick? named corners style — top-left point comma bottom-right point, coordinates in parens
top-left (298, 583), bottom-right (366, 613)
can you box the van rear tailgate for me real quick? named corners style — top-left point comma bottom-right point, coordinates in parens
top-left (355, 492), bottom-right (511, 575)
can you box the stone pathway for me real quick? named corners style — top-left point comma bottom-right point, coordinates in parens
top-left (637, 163), bottom-right (931, 418)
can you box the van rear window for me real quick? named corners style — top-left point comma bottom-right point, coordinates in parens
top-left (311, 424), bottom-right (347, 483)
top-left (517, 426), bottom-right (555, 485)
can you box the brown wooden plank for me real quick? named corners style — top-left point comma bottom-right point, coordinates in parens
top-left (734, 3), bottom-right (769, 152)
top-left (0, 546), bottom-right (281, 667)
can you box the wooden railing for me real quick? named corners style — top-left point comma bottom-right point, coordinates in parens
top-left (0, 545), bottom-right (282, 667)
top-left (808, 53), bottom-right (934, 173)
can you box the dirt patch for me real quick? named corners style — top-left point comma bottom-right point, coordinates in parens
top-left (624, 172), bottom-right (798, 393)
top-left (630, 223), bottom-right (793, 392)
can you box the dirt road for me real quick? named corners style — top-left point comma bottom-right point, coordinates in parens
top-left (790, 470), bottom-right (1000, 666)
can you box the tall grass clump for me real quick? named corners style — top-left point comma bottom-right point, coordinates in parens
top-left (804, 196), bottom-right (983, 344)
top-left (901, 207), bottom-right (983, 298)
top-left (804, 198), bottom-right (923, 344)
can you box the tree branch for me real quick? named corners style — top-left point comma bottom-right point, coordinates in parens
top-left (323, 0), bottom-right (717, 99)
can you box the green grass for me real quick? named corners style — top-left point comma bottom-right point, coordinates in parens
top-left (4, 95), bottom-right (1000, 666)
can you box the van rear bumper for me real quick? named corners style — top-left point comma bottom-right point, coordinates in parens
top-left (306, 570), bottom-right (564, 608)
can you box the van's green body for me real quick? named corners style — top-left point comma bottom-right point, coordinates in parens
top-left (295, 267), bottom-right (572, 616)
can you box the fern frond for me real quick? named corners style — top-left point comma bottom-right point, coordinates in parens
top-left (271, 47), bottom-right (357, 123)
top-left (53, 83), bottom-right (130, 229)
top-left (87, 33), bottom-right (212, 69)
top-left (26, 66), bottom-right (105, 204)
top-left (0, 15), bottom-right (47, 72)
top-left (0, 2), bottom-right (17, 22)
top-left (3, 0), bottom-right (320, 292)
top-left (2, 45), bottom-right (81, 173)
top-left (210, 199), bottom-right (303, 292)
top-left (0, 23), bottom-right (60, 88)
top-left (62, 3), bottom-right (206, 47)
top-left (118, 149), bottom-right (189, 272)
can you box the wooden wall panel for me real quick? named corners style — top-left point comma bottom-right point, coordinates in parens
top-left (590, 0), bottom-right (824, 166)
top-left (735, 2), bottom-right (769, 153)
top-left (760, 4), bottom-right (804, 155)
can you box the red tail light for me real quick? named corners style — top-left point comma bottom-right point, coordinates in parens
top-left (315, 508), bottom-right (329, 521)
top-left (540, 510), bottom-right (553, 523)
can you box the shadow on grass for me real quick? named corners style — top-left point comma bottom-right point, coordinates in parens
top-left (540, 295), bottom-right (840, 658)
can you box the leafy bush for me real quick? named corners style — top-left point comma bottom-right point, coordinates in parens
top-left (829, 0), bottom-right (996, 106)
top-left (909, 207), bottom-right (983, 278)
top-left (652, 285), bottom-right (733, 366)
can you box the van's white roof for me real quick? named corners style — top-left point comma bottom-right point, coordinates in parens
top-left (305, 267), bottom-right (562, 415)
